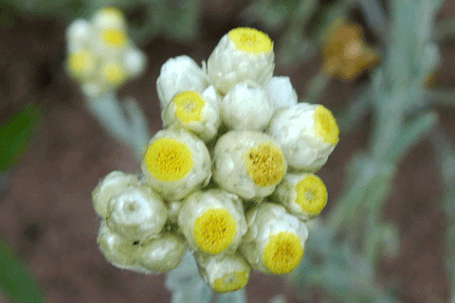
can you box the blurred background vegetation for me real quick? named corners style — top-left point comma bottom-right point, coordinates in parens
top-left (1, 0), bottom-right (455, 302)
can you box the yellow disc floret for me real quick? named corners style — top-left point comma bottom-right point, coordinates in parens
top-left (102, 62), bottom-right (126, 85)
top-left (144, 138), bottom-right (193, 182)
top-left (228, 27), bottom-right (273, 54)
top-left (173, 91), bottom-right (205, 123)
top-left (244, 142), bottom-right (286, 187)
top-left (312, 105), bottom-right (339, 145)
top-left (212, 270), bottom-right (249, 293)
top-left (193, 208), bottom-right (236, 254)
top-left (101, 29), bottom-right (127, 47)
top-left (295, 175), bottom-right (327, 215)
top-left (263, 231), bottom-right (304, 274)
top-left (67, 50), bottom-right (94, 77)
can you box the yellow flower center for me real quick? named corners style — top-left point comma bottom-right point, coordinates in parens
top-left (244, 142), bottom-right (286, 187)
top-left (144, 138), bottom-right (193, 182)
top-left (67, 50), bottom-right (94, 77)
top-left (173, 91), bottom-right (205, 123)
top-left (193, 208), bottom-right (236, 254)
top-left (101, 29), bottom-right (127, 47)
top-left (295, 175), bottom-right (327, 215)
top-left (312, 105), bottom-right (339, 145)
top-left (228, 27), bottom-right (273, 54)
top-left (102, 62), bottom-right (126, 85)
top-left (263, 231), bottom-right (303, 274)
top-left (212, 270), bottom-right (249, 293)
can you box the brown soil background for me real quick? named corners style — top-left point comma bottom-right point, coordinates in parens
top-left (1, 1), bottom-right (455, 302)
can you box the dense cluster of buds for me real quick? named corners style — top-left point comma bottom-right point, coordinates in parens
top-left (66, 7), bottom-right (147, 97)
top-left (92, 27), bottom-right (340, 293)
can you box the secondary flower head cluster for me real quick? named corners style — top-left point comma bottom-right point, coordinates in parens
top-left (66, 7), bottom-right (147, 97)
top-left (92, 27), bottom-right (340, 293)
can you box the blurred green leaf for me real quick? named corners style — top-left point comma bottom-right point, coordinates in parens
top-left (0, 240), bottom-right (43, 303)
top-left (216, 289), bottom-right (246, 303)
top-left (0, 103), bottom-right (40, 171)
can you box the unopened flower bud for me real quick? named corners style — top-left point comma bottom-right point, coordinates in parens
top-left (66, 19), bottom-right (91, 52)
top-left (157, 55), bottom-right (210, 109)
top-left (106, 184), bottom-right (167, 240)
top-left (213, 131), bottom-right (287, 200)
top-left (92, 171), bottom-right (140, 218)
top-left (221, 81), bottom-right (273, 131)
top-left (137, 232), bottom-right (187, 272)
top-left (162, 86), bottom-right (220, 142)
top-left (178, 189), bottom-right (247, 254)
top-left (207, 27), bottom-right (274, 94)
top-left (266, 103), bottom-right (339, 171)
top-left (194, 252), bottom-right (250, 293)
top-left (267, 76), bottom-right (297, 110)
top-left (122, 48), bottom-right (147, 77)
top-left (241, 203), bottom-right (308, 275)
top-left (273, 173), bottom-right (327, 220)
top-left (141, 129), bottom-right (211, 200)
top-left (97, 221), bottom-right (145, 272)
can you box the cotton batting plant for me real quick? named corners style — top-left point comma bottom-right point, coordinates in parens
top-left (92, 27), bottom-right (340, 295)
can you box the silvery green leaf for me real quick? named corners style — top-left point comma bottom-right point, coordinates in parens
top-left (357, 0), bottom-right (387, 40)
top-left (387, 111), bottom-right (438, 164)
top-left (165, 251), bottom-right (212, 303)
top-left (335, 85), bottom-right (372, 134)
top-left (216, 289), bottom-right (246, 303)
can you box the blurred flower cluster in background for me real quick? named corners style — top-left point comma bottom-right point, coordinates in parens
top-left (1, 0), bottom-right (455, 303)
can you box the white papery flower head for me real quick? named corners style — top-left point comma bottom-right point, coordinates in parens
top-left (106, 184), bottom-right (167, 240)
top-left (178, 189), bottom-right (247, 255)
top-left (213, 131), bottom-right (287, 201)
top-left (221, 80), bottom-right (273, 131)
top-left (157, 55), bottom-right (211, 109)
top-left (97, 221), bottom-right (147, 273)
top-left (141, 129), bottom-right (212, 200)
top-left (194, 252), bottom-right (251, 293)
top-left (92, 171), bottom-right (140, 218)
top-left (267, 76), bottom-right (298, 110)
top-left (240, 202), bottom-right (308, 275)
top-left (99, 60), bottom-right (128, 86)
top-left (266, 103), bottom-right (339, 172)
top-left (66, 49), bottom-right (97, 81)
top-left (207, 27), bottom-right (274, 95)
top-left (162, 86), bottom-right (220, 142)
top-left (136, 232), bottom-right (187, 272)
top-left (273, 173), bottom-right (327, 220)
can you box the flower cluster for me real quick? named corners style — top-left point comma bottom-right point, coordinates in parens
top-left (92, 27), bottom-right (339, 293)
top-left (66, 7), bottom-right (147, 97)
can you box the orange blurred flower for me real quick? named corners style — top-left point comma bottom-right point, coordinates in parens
top-left (322, 20), bottom-right (379, 81)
